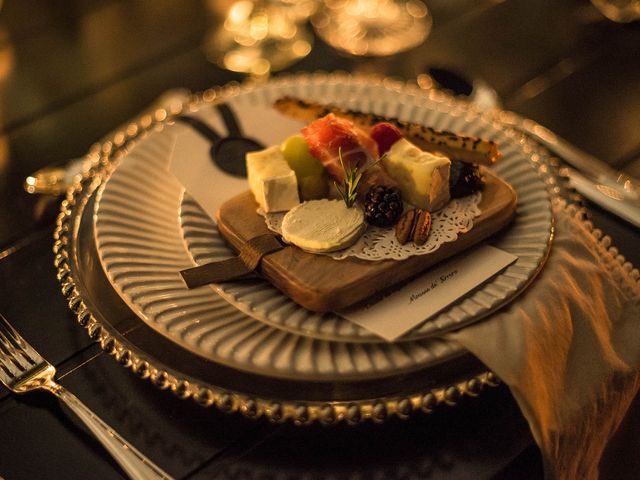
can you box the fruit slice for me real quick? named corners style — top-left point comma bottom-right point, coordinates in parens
top-left (281, 134), bottom-right (325, 178)
top-left (370, 122), bottom-right (403, 155)
top-left (280, 134), bottom-right (328, 200)
top-left (281, 199), bottom-right (365, 253)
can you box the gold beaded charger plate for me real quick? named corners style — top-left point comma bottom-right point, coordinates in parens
top-left (54, 73), bottom-right (552, 423)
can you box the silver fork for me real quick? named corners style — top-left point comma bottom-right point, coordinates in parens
top-left (0, 314), bottom-right (173, 480)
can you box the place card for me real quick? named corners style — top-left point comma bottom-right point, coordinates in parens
top-left (339, 245), bottom-right (518, 342)
top-left (167, 105), bottom-right (305, 222)
top-left (168, 129), bottom-right (248, 221)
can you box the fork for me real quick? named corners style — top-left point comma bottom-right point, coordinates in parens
top-left (0, 314), bottom-right (173, 480)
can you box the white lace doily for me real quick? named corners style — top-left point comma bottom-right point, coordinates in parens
top-left (263, 193), bottom-right (482, 261)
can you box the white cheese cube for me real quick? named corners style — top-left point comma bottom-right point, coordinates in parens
top-left (246, 146), bottom-right (300, 212)
top-left (382, 138), bottom-right (451, 211)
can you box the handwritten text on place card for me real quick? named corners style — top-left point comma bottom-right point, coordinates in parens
top-left (339, 245), bottom-right (518, 342)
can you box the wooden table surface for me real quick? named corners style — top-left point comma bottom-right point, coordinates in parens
top-left (1, 1), bottom-right (639, 478)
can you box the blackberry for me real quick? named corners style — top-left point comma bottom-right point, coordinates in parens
top-left (450, 161), bottom-right (484, 198)
top-left (364, 185), bottom-right (403, 227)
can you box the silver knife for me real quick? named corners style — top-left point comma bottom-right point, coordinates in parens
top-left (563, 167), bottom-right (640, 228)
top-left (416, 72), bottom-right (639, 224)
top-left (498, 110), bottom-right (640, 204)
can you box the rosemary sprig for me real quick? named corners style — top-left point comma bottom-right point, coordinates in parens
top-left (334, 148), bottom-right (385, 208)
top-left (334, 148), bottom-right (362, 208)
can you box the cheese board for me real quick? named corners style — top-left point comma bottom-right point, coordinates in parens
top-left (216, 170), bottom-right (516, 312)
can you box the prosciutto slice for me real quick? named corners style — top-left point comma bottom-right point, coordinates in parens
top-left (301, 113), bottom-right (378, 181)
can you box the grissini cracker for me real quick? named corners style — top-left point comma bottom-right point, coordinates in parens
top-left (273, 96), bottom-right (501, 166)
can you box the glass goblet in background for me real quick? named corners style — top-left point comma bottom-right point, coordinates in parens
top-left (204, 0), bottom-right (315, 77)
top-left (591, 0), bottom-right (640, 22)
top-left (312, 0), bottom-right (432, 57)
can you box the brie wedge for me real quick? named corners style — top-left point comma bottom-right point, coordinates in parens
top-left (281, 200), bottom-right (365, 253)
top-left (382, 138), bottom-right (451, 211)
top-left (246, 146), bottom-right (300, 213)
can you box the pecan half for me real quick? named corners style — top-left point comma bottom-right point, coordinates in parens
top-left (395, 209), bottom-right (416, 245)
top-left (395, 208), bottom-right (431, 246)
top-left (413, 210), bottom-right (432, 246)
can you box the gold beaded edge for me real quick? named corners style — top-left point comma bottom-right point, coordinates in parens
top-left (50, 72), bottom-right (536, 425)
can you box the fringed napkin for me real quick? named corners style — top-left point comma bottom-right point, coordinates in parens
top-left (447, 200), bottom-right (640, 479)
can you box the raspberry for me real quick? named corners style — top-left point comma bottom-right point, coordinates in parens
top-left (364, 185), bottom-right (403, 227)
top-left (370, 122), bottom-right (403, 155)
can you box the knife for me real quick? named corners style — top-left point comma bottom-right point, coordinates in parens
top-left (497, 111), bottom-right (640, 205)
top-left (563, 166), bottom-right (640, 228)
top-left (417, 71), bottom-right (640, 224)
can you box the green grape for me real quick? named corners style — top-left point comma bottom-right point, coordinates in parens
top-left (299, 174), bottom-right (328, 200)
top-left (281, 134), bottom-right (325, 178)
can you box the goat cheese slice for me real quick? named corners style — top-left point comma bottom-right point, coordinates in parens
top-left (382, 138), bottom-right (451, 211)
top-left (281, 199), bottom-right (365, 253)
top-left (246, 146), bottom-right (300, 212)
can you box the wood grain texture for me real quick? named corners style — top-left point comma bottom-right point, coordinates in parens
top-left (217, 171), bottom-right (517, 312)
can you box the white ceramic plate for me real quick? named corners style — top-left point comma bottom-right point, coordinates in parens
top-left (94, 73), bottom-right (552, 380)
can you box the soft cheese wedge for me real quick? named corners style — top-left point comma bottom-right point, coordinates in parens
top-left (382, 138), bottom-right (451, 211)
top-left (281, 199), bottom-right (365, 253)
top-left (247, 146), bottom-right (300, 213)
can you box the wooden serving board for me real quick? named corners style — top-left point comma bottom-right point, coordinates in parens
top-left (217, 171), bottom-right (517, 312)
